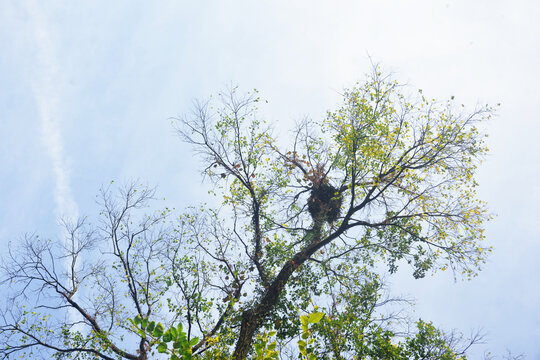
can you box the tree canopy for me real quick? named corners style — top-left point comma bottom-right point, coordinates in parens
top-left (0, 69), bottom-right (502, 359)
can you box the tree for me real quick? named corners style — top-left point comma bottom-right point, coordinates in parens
top-left (1, 68), bottom-right (499, 359)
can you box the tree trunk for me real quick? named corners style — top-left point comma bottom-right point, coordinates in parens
top-left (233, 309), bottom-right (260, 360)
top-left (232, 223), bottom-right (323, 359)
top-left (232, 262), bottom-right (295, 359)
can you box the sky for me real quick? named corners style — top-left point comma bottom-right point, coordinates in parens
top-left (1, 0), bottom-right (539, 358)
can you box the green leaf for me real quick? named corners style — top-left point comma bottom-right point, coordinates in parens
top-left (298, 342), bottom-right (307, 356)
top-left (133, 315), bottom-right (142, 326)
top-left (308, 312), bottom-right (325, 324)
top-left (170, 326), bottom-right (178, 339)
top-left (153, 322), bottom-right (164, 338)
top-left (157, 342), bottom-right (168, 353)
top-left (141, 317), bottom-right (148, 330)
top-left (162, 330), bottom-right (172, 343)
top-left (146, 321), bottom-right (155, 333)
top-left (188, 337), bottom-right (199, 347)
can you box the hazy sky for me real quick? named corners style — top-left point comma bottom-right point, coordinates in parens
top-left (1, 1), bottom-right (539, 358)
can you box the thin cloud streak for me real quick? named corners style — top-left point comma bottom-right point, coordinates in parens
top-left (27, 1), bottom-right (79, 222)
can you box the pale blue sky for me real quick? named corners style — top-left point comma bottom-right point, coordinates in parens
top-left (1, 1), bottom-right (539, 358)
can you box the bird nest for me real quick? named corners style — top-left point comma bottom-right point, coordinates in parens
top-left (307, 183), bottom-right (342, 223)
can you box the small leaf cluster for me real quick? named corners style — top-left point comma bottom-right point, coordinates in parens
top-left (130, 315), bottom-right (198, 360)
top-left (253, 330), bottom-right (279, 360)
top-left (298, 312), bottom-right (325, 360)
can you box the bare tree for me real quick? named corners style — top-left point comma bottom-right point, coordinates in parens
top-left (1, 183), bottom-right (170, 359)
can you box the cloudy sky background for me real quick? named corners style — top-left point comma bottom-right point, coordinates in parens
top-left (1, 0), bottom-right (539, 358)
